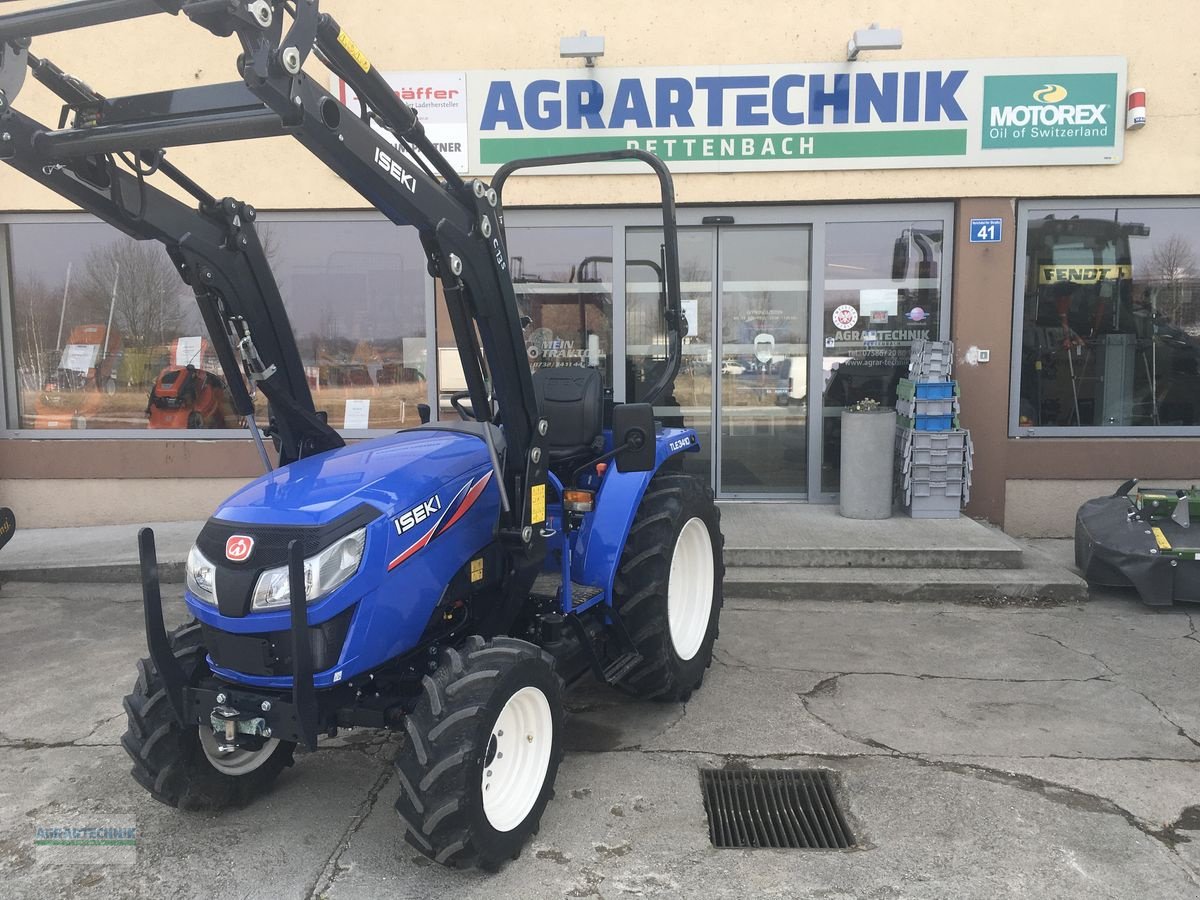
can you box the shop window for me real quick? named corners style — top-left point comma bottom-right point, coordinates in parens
top-left (5, 216), bottom-right (429, 432)
top-left (1016, 205), bottom-right (1200, 432)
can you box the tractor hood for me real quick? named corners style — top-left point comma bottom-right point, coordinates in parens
top-left (214, 427), bottom-right (493, 527)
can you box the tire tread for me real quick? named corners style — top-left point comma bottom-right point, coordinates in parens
top-left (394, 637), bottom-right (563, 870)
top-left (609, 473), bottom-right (725, 700)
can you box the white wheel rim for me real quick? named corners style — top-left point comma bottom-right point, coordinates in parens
top-left (197, 727), bottom-right (280, 776)
top-left (667, 517), bottom-right (715, 662)
top-left (481, 685), bottom-right (553, 833)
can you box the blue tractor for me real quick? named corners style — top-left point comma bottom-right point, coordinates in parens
top-left (0, 0), bottom-right (724, 869)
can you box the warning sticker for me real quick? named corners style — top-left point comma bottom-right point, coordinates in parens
top-left (1152, 526), bottom-right (1172, 550)
top-left (337, 29), bottom-right (371, 73)
top-left (470, 558), bottom-right (484, 583)
top-left (530, 484), bottom-right (546, 525)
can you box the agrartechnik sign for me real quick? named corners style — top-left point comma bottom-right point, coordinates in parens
top-left (334, 56), bottom-right (1125, 175)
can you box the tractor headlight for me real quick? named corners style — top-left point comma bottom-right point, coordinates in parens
top-left (186, 545), bottom-right (218, 607)
top-left (250, 527), bottom-right (366, 611)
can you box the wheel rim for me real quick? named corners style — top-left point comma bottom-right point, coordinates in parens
top-left (667, 516), bottom-right (715, 662)
top-left (197, 727), bottom-right (280, 776)
top-left (481, 685), bottom-right (553, 833)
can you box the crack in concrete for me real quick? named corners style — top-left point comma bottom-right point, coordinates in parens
top-left (794, 675), bottom-right (907, 757)
top-left (0, 712), bottom-right (125, 751)
top-left (306, 764), bottom-right (394, 899)
top-left (714, 649), bottom-right (1112, 684)
top-left (1021, 630), bottom-right (1200, 753)
top-left (568, 746), bottom-right (1200, 765)
top-left (915, 757), bottom-right (1200, 886)
top-left (1025, 630), bottom-right (1120, 677)
top-left (596, 738), bottom-right (1200, 883)
top-left (1184, 612), bottom-right (1200, 649)
top-left (788, 661), bottom-right (1200, 883)
top-left (568, 739), bottom-right (1200, 883)
top-left (1126, 686), bottom-right (1200, 752)
top-left (788, 671), bottom-right (1200, 879)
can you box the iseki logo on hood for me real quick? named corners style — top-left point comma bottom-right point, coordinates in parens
top-left (394, 496), bottom-right (442, 535)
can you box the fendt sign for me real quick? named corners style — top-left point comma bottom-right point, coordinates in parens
top-left (334, 57), bottom-right (1125, 175)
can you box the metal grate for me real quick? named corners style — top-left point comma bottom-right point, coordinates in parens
top-left (700, 768), bottom-right (855, 849)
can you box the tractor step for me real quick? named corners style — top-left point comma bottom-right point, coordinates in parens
top-left (602, 651), bottom-right (643, 684)
top-left (530, 574), bottom-right (604, 608)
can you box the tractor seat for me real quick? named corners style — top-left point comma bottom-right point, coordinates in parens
top-left (531, 366), bottom-right (603, 462)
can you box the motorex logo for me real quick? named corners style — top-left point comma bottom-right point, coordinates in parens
top-left (982, 73), bottom-right (1117, 149)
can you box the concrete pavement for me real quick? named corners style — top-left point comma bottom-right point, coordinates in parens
top-left (1, 579), bottom-right (1198, 898)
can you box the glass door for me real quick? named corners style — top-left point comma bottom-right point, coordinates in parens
top-left (626, 224), bottom-right (810, 496)
top-left (819, 219), bottom-right (948, 493)
top-left (626, 227), bottom-right (714, 484)
top-left (716, 225), bottom-right (811, 496)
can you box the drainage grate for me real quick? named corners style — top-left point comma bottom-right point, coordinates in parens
top-left (700, 768), bottom-right (855, 849)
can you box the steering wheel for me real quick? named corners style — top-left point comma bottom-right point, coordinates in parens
top-left (450, 391), bottom-right (502, 424)
top-left (450, 391), bottom-right (475, 421)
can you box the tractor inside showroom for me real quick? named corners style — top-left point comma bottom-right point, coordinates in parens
top-left (0, 0), bottom-right (724, 869)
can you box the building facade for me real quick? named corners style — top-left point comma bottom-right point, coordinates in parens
top-left (0, 0), bottom-right (1197, 535)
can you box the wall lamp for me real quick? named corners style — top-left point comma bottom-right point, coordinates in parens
top-left (847, 23), bottom-right (903, 62)
top-left (560, 30), bottom-right (605, 67)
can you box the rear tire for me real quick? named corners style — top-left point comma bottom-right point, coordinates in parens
top-left (121, 622), bottom-right (295, 810)
top-left (394, 636), bottom-right (563, 870)
top-left (611, 473), bottom-right (724, 701)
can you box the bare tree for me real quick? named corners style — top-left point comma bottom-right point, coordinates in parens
top-left (12, 276), bottom-right (63, 389)
top-left (78, 239), bottom-right (187, 349)
top-left (1149, 234), bottom-right (1198, 325)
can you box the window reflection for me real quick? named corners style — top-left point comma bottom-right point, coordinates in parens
top-left (1018, 208), bottom-right (1200, 429)
top-left (8, 217), bottom-right (429, 430)
top-left (626, 227), bottom-right (712, 482)
top-left (432, 225), bottom-right (614, 416)
top-left (507, 226), bottom-right (613, 386)
top-left (822, 220), bottom-right (945, 492)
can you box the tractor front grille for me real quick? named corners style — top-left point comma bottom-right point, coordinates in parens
top-left (201, 604), bottom-right (356, 677)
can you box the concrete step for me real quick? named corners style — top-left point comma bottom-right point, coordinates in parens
top-left (722, 561), bottom-right (1088, 604)
top-left (718, 502), bottom-right (1027, 571)
top-left (0, 520), bottom-right (201, 586)
top-left (723, 545), bottom-right (1023, 570)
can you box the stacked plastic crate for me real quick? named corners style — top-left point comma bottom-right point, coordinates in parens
top-left (896, 340), bottom-right (974, 518)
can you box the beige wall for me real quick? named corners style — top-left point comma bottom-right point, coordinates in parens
top-left (0, 438), bottom-right (262, 526)
top-left (0, 0), bottom-right (1197, 210)
top-left (1004, 479), bottom-right (1127, 538)
top-left (0, 477), bottom-right (250, 527)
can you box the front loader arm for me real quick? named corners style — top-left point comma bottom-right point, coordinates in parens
top-left (0, 0), bottom-right (550, 592)
top-left (0, 48), bottom-right (342, 464)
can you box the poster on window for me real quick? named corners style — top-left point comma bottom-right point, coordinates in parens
top-left (331, 71), bottom-right (469, 173)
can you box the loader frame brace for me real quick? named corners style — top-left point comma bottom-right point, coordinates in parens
top-left (0, 0), bottom-right (685, 688)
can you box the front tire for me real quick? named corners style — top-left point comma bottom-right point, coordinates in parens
top-left (611, 473), bottom-right (724, 701)
top-left (121, 622), bottom-right (295, 810)
top-left (394, 636), bottom-right (563, 870)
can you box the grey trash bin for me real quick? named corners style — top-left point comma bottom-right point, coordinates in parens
top-left (839, 407), bottom-right (897, 519)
